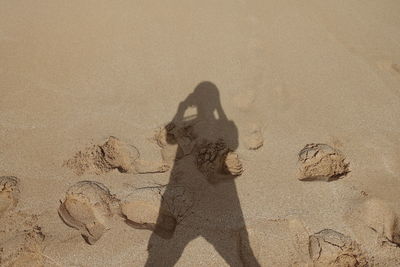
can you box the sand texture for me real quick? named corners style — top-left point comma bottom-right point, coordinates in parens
top-left (1, 0), bottom-right (400, 266)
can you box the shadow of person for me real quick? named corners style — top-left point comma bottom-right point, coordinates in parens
top-left (144, 81), bottom-right (260, 267)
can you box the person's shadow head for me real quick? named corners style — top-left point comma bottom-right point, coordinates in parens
top-left (169, 81), bottom-right (238, 152)
top-left (177, 81), bottom-right (228, 122)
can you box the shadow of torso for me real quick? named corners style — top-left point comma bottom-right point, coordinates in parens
top-left (168, 117), bottom-right (245, 231)
top-left (145, 82), bottom-right (259, 267)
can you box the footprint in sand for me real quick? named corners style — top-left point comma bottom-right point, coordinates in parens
top-left (58, 181), bottom-right (120, 244)
top-left (297, 143), bottom-right (350, 181)
top-left (0, 176), bottom-right (20, 217)
top-left (64, 136), bottom-right (169, 176)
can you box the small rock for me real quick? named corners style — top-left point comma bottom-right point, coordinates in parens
top-left (309, 229), bottom-right (367, 267)
top-left (64, 136), bottom-right (168, 175)
top-left (298, 143), bottom-right (349, 181)
top-left (196, 139), bottom-right (244, 179)
top-left (101, 136), bottom-right (140, 173)
top-left (223, 152), bottom-right (244, 176)
top-left (121, 185), bottom-right (193, 239)
top-left (58, 181), bottom-right (120, 244)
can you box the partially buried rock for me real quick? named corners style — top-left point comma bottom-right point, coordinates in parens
top-left (64, 136), bottom-right (168, 175)
top-left (121, 185), bottom-right (193, 239)
top-left (0, 176), bottom-right (19, 217)
top-left (223, 151), bottom-right (244, 176)
top-left (298, 143), bottom-right (349, 181)
top-left (309, 229), bottom-right (367, 267)
top-left (151, 122), bottom-right (194, 164)
top-left (58, 181), bottom-right (120, 244)
top-left (196, 139), bottom-right (244, 181)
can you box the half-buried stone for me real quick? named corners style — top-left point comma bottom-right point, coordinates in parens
top-left (196, 139), bottom-right (243, 184)
top-left (0, 176), bottom-right (20, 217)
top-left (64, 136), bottom-right (169, 175)
top-left (309, 229), bottom-right (368, 267)
top-left (58, 181), bottom-right (120, 244)
top-left (298, 143), bottom-right (350, 181)
top-left (121, 185), bottom-right (193, 239)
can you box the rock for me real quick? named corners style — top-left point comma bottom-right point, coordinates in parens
top-left (196, 139), bottom-right (243, 179)
top-left (309, 229), bottom-right (367, 267)
top-left (298, 143), bottom-right (349, 181)
top-left (64, 136), bottom-right (168, 175)
top-left (152, 122), bottom-right (193, 163)
top-left (64, 136), bottom-right (140, 175)
top-left (58, 181), bottom-right (120, 244)
top-left (101, 136), bottom-right (140, 173)
top-left (121, 185), bottom-right (193, 239)
top-left (0, 176), bottom-right (20, 217)
top-left (223, 152), bottom-right (244, 176)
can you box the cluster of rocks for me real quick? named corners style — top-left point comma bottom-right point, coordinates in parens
top-left (58, 180), bottom-right (194, 244)
top-left (5, 119), bottom-right (397, 267)
top-left (59, 126), bottom-right (246, 244)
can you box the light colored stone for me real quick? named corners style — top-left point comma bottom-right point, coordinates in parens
top-left (58, 181), bottom-right (120, 244)
top-left (64, 136), bottom-right (168, 175)
top-left (121, 185), bottom-right (193, 238)
top-left (309, 229), bottom-right (367, 267)
top-left (298, 143), bottom-right (349, 181)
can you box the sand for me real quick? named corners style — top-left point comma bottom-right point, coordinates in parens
top-left (1, 0), bottom-right (400, 266)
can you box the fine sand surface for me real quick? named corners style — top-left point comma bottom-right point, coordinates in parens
top-left (1, 1), bottom-right (400, 266)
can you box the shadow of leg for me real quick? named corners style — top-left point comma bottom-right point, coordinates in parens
top-left (237, 228), bottom-right (260, 267)
top-left (145, 229), bottom-right (196, 267)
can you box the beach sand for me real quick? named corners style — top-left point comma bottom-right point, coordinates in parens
top-left (1, 1), bottom-right (400, 266)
